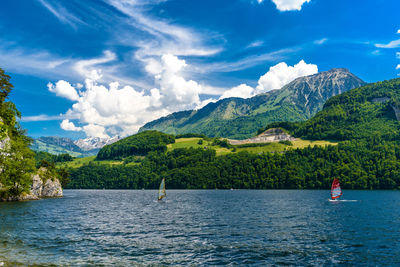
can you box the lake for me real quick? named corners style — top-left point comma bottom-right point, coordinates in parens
top-left (1, 190), bottom-right (400, 266)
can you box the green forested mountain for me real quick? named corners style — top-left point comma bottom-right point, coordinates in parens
top-left (97, 131), bottom-right (175, 160)
top-left (140, 68), bottom-right (365, 139)
top-left (267, 78), bottom-right (400, 141)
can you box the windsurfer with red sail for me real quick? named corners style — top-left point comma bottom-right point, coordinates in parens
top-left (331, 178), bottom-right (342, 200)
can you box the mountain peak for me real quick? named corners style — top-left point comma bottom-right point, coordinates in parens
top-left (327, 68), bottom-right (350, 73)
top-left (74, 136), bottom-right (120, 151)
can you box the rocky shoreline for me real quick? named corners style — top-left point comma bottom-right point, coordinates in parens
top-left (0, 167), bottom-right (63, 202)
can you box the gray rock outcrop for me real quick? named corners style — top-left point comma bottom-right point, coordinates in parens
top-left (29, 167), bottom-right (63, 199)
top-left (229, 128), bottom-right (295, 145)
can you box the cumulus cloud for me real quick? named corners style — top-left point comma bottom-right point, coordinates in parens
top-left (52, 54), bottom-right (207, 138)
top-left (397, 29), bottom-right (400, 34)
top-left (258, 0), bottom-right (311, 11)
top-left (256, 60), bottom-right (318, 93)
top-left (82, 124), bottom-right (109, 138)
top-left (60, 119), bottom-right (82, 131)
top-left (47, 80), bottom-right (79, 101)
top-left (219, 84), bottom-right (255, 100)
top-left (396, 64), bottom-right (400, 70)
top-left (375, 39), bottom-right (400, 49)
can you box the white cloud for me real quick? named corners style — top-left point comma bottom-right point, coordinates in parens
top-left (197, 47), bottom-right (298, 73)
top-left (60, 119), bottom-right (82, 131)
top-left (314, 38), bottom-right (328, 45)
top-left (74, 50), bottom-right (116, 80)
top-left (47, 80), bottom-right (79, 101)
top-left (247, 40), bottom-right (264, 48)
top-left (396, 64), bottom-right (400, 70)
top-left (20, 114), bottom-right (65, 122)
top-left (397, 29), bottom-right (400, 34)
top-left (37, 0), bottom-right (85, 29)
top-left (219, 84), bottom-right (255, 100)
top-left (256, 60), bottom-right (318, 93)
top-left (259, 0), bottom-right (311, 11)
top-left (375, 39), bottom-right (400, 49)
top-left (82, 124), bottom-right (108, 138)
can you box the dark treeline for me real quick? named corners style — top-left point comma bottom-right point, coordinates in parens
top-left (34, 151), bottom-right (73, 167)
top-left (97, 131), bottom-right (175, 160)
top-left (67, 137), bottom-right (400, 190)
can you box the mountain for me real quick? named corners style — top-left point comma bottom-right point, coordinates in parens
top-left (74, 136), bottom-right (120, 151)
top-left (31, 136), bottom-right (120, 157)
top-left (31, 137), bottom-right (89, 157)
top-left (139, 68), bottom-right (365, 139)
top-left (272, 78), bottom-right (400, 141)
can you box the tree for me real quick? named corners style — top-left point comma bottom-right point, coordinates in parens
top-left (0, 138), bottom-right (35, 196)
top-left (0, 68), bottom-right (13, 103)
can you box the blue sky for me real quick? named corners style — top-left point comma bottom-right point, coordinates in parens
top-left (1, 0), bottom-right (399, 139)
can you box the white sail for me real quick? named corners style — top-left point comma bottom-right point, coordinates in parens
top-left (158, 178), bottom-right (166, 200)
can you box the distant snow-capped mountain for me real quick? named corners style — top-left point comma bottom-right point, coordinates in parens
top-left (73, 136), bottom-right (120, 151)
top-left (31, 135), bottom-right (121, 157)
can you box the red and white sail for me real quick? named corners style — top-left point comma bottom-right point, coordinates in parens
top-left (331, 178), bottom-right (342, 200)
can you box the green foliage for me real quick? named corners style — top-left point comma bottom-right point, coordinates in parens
top-left (278, 140), bottom-right (293, 146)
top-left (0, 134), bottom-right (36, 197)
top-left (234, 142), bottom-right (274, 148)
top-left (176, 133), bottom-right (207, 139)
top-left (0, 68), bottom-right (13, 102)
top-left (211, 138), bottom-right (231, 148)
top-left (35, 151), bottom-right (73, 167)
top-left (97, 131), bottom-right (175, 160)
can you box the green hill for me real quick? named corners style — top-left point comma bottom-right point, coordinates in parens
top-left (140, 68), bottom-right (365, 139)
top-left (97, 131), bottom-right (175, 160)
top-left (269, 78), bottom-right (400, 141)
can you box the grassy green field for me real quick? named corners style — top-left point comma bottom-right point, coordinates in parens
top-left (56, 156), bottom-right (126, 168)
top-left (59, 138), bottom-right (337, 168)
top-left (169, 137), bottom-right (337, 155)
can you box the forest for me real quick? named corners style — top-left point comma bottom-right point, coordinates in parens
top-left (66, 137), bottom-right (400, 190)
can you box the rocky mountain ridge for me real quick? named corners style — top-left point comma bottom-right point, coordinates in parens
top-left (74, 136), bottom-right (120, 151)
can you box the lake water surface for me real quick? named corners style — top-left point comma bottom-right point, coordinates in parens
top-left (1, 190), bottom-right (400, 266)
